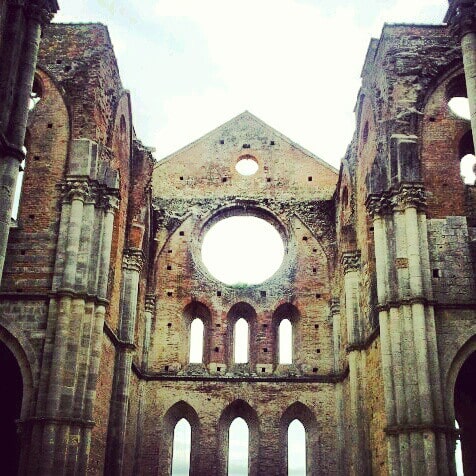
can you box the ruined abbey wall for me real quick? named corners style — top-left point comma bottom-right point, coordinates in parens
top-left (0, 3), bottom-right (476, 475)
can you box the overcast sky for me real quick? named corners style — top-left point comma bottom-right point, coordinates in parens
top-left (54, 0), bottom-right (448, 167)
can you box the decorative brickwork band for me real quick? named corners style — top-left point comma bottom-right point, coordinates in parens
top-left (341, 250), bottom-right (361, 273)
top-left (122, 248), bottom-right (145, 272)
top-left (447, 0), bottom-right (476, 38)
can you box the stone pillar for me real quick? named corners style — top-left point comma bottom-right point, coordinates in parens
top-left (142, 294), bottom-right (156, 368)
top-left (330, 298), bottom-right (345, 475)
top-left (0, 2), bottom-right (55, 282)
top-left (367, 184), bottom-right (450, 475)
top-left (447, 0), bottom-right (476, 147)
top-left (341, 251), bottom-right (369, 475)
top-left (105, 248), bottom-right (144, 476)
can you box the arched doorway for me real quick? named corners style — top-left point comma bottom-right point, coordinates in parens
top-left (0, 341), bottom-right (23, 475)
top-left (454, 351), bottom-right (476, 475)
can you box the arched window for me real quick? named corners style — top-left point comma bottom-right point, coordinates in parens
top-left (459, 130), bottom-right (476, 185)
top-left (11, 158), bottom-right (26, 221)
top-left (228, 417), bottom-right (249, 476)
top-left (189, 318), bottom-right (204, 363)
top-left (288, 419), bottom-right (306, 475)
top-left (171, 418), bottom-right (191, 476)
top-left (234, 318), bottom-right (249, 363)
top-left (279, 319), bottom-right (293, 364)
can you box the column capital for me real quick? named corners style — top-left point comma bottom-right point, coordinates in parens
top-left (122, 248), bottom-right (144, 272)
top-left (365, 193), bottom-right (392, 218)
top-left (446, 1), bottom-right (476, 39)
top-left (61, 180), bottom-right (92, 203)
top-left (341, 250), bottom-right (361, 274)
top-left (390, 183), bottom-right (426, 211)
top-left (145, 294), bottom-right (156, 313)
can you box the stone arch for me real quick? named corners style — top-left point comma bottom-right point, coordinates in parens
top-left (279, 401), bottom-right (319, 476)
top-left (226, 302), bottom-right (258, 366)
top-left (160, 400), bottom-right (200, 476)
top-left (183, 301), bottom-right (212, 364)
top-left (218, 399), bottom-right (260, 476)
top-left (446, 335), bottom-right (476, 476)
top-left (272, 303), bottom-right (300, 365)
top-left (0, 320), bottom-right (37, 475)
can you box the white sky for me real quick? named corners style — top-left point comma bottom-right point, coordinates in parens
top-left (54, 0), bottom-right (448, 168)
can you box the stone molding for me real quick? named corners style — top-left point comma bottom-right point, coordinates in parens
top-left (366, 183), bottom-right (426, 217)
top-left (341, 250), bottom-right (361, 273)
top-left (122, 248), bottom-right (145, 272)
top-left (447, 0), bottom-right (476, 38)
top-left (385, 423), bottom-right (458, 436)
top-left (0, 132), bottom-right (26, 161)
top-left (18, 416), bottom-right (95, 430)
top-left (329, 297), bottom-right (340, 316)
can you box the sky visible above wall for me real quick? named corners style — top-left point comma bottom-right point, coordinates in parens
top-left (54, 0), bottom-right (448, 168)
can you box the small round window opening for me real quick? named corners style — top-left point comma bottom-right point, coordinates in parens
top-left (235, 155), bottom-right (258, 176)
top-left (201, 216), bottom-right (284, 285)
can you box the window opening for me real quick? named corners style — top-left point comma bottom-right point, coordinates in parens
top-left (201, 216), bottom-right (284, 285)
top-left (279, 319), bottom-right (293, 364)
top-left (189, 318), bottom-right (204, 363)
top-left (448, 97), bottom-right (471, 120)
top-left (11, 158), bottom-right (26, 221)
top-left (460, 154), bottom-right (476, 185)
top-left (455, 420), bottom-right (463, 475)
top-left (171, 418), bottom-right (191, 476)
top-left (29, 76), bottom-right (42, 111)
top-left (228, 417), bottom-right (249, 476)
top-left (235, 156), bottom-right (258, 176)
top-left (234, 318), bottom-right (249, 364)
top-left (288, 419), bottom-right (306, 476)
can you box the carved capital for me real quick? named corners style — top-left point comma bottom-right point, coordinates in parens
top-left (447, 1), bottom-right (476, 38)
top-left (341, 250), bottom-right (361, 274)
top-left (390, 183), bottom-right (426, 211)
top-left (123, 248), bottom-right (144, 272)
top-left (145, 294), bottom-right (156, 313)
top-left (61, 181), bottom-right (91, 203)
top-left (100, 192), bottom-right (120, 213)
top-left (329, 298), bottom-right (340, 316)
top-left (365, 193), bottom-right (392, 218)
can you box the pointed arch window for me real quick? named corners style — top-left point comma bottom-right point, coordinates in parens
top-left (11, 158), bottom-right (26, 222)
top-left (171, 418), bottom-right (191, 476)
top-left (234, 318), bottom-right (249, 363)
top-left (279, 318), bottom-right (293, 364)
top-left (228, 417), bottom-right (249, 475)
top-left (288, 419), bottom-right (306, 476)
top-left (189, 318), bottom-right (204, 363)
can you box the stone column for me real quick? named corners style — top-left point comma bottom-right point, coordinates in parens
top-left (0, 2), bottom-right (54, 282)
top-left (330, 298), bottom-right (345, 475)
top-left (142, 294), bottom-right (156, 368)
top-left (447, 0), bottom-right (476, 146)
top-left (105, 248), bottom-right (144, 476)
top-left (341, 251), bottom-right (369, 475)
top-left (367, 184), bottom-right (450, 475)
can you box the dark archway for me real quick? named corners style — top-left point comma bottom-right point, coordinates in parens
top-left (454, 350), bottom-right (476, 475)
top-left (0, 341), bottom-right (23, 475)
